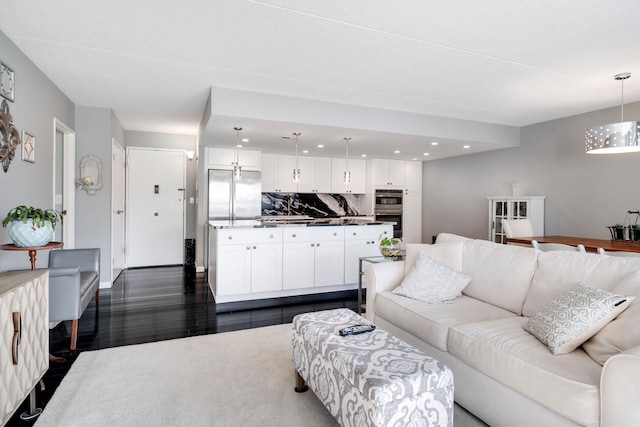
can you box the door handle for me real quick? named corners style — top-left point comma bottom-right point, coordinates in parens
top-left (116, 210), bottom-right (123, 214)
top-left (154, 212), bottom-right (159, 217)
top-left (61, 210), bottom-right (67, 216)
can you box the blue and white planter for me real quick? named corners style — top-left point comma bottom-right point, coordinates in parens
top-left (9, 219), bottom-right (54, 247)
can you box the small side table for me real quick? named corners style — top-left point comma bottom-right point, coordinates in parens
top-left (358, 252), bottom-right (405, 315)
top-left (1, 241), bottom-right (63, 270)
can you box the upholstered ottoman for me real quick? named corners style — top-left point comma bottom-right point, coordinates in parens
top-left (292, 308), bottom-right (453, 427)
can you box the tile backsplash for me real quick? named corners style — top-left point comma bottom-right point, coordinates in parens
top-left (262, 193), bottom-right (364, 217)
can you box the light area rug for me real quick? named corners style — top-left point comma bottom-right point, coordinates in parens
top-left (35, 323), bottom-right (486, 427)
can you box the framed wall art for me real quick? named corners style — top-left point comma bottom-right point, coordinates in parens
top-left (22, 130), bottom-right (35, 163)
top-left (0, 62), bottom-right (15, 102)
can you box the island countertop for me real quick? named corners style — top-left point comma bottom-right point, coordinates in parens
top-left (208, 217), bottom-right (393, 229)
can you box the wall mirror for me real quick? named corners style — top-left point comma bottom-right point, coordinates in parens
top-left (76, 154), bottom-right (103, 195)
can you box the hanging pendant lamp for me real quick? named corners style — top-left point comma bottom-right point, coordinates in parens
top-left (292, 132), bottom-right (301, 182)
top-left (585, 73), bottom-right (640, 154)
top-left (343, 137), bottom-right (351, 184)
top-left (233, 127), bottom-right (243, 178)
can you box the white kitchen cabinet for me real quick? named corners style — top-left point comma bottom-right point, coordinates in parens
top-left (213, 228), bottom-right (283, 297)
top-left (297, 156), bottom-right (332, 193)
top-left (344, 224), bottom-right (393, 284)
top-left (373, 158), bottom-right (405, 188)
top-left (282, 227), bottom-right (345, 290)
top-left (0, 270), bottom-right (49, 426)
top-left (206, 147), bottom-right (261, 171)
top-left (487, 196), bottom-right (546, 244)
top-left (402, 161), bottom-right (423, 244)
top-left (261, 153), bottom-right (297, 192)
top-left (331, 158), bottom-right (366, 194)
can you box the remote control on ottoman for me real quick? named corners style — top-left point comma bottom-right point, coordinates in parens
top-left (339, 324), bottom-right (376, 336)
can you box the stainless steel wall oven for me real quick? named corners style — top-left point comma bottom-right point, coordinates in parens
top-left (375, 189), bottom-right (403, 238)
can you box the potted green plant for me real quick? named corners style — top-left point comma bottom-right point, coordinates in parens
top-left (379, 235), bottom-right (402, 257)
top-left (2, 205), bottom-right (62, 247)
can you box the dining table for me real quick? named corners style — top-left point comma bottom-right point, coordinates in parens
top-left (505, 236), bottom-right (640, 253)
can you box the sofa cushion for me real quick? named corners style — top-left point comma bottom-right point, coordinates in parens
top-left (583, 271), bottom-right (640, 365)
top-left (375, 292), bottom-right (515, 352)
top-left (404, 242), bottom-right (463, 277)
top-left (434, 233), bottom-right (472, 244)
top-left (448, 317), bottom-right (602, 427)
top-left (522, 251), bottom-right (640, 317)
top-left (461, 239), bottom-right (537, 315)
top-left (393, 251), bottom-right (471, 304)
top-left (524, 284), bottom-right (633, 355)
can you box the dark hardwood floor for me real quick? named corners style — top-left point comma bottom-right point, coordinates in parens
top-left (7, 266), bottom-right (358, 426)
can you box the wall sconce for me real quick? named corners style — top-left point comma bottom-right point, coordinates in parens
top-left (185, 150), bottom-right (195, 161)
top-left (76, 154), bottom-right (103, 195)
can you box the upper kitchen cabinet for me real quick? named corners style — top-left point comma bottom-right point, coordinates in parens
top-left (297, 156), bottom-right (332, 194)
top-left (403, 161), bottom-right (422, 194)
top-left (206, 147), bottom-right (261, 171)
top-left (331, 158), bottom-right (366, 194)
top-left (373, 158), bottom-right (405, 189)
top-left (261, 153), bottom-right (298, 193)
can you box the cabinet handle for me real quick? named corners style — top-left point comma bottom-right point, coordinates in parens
top-left (269, 234), bottom-right (273, 238)
top-left (12, 311), bottom-right (20, 365)
top-left (292, 233), bottom-right (296, 238)
top-left (352, 232), bottom-right (356, 236)
top-left (333, 233), bottom-right (337, 236)
top-left (246, 246), bottom-right (251, 250)
top-left (317, 243), bottom-right (321, 247)
top-left (228, 235), bottom-right (233, 240)
top-left (253, 246), bottom-right (256, 250)
top-left (310, 243), bottom-right (315, 247)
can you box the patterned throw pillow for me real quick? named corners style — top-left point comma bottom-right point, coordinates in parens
top-left (392, 251), bottom-right (472, 303)
top-left (524, 284), bottom-right (634, 355)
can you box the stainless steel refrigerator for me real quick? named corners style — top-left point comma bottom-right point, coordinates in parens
top-left (208, 169), bottom-right (262, 220)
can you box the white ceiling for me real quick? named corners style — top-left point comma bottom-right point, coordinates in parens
top-left (1, 0), bottom-right (639, 160)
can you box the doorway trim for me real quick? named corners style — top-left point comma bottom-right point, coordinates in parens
top-left (111, 138), bottom-right (126, 283)
top-left (53, 118), bottom-right (76, 249)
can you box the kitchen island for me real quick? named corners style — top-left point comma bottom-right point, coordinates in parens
top-left (208, 218), bottom-right (393, 306)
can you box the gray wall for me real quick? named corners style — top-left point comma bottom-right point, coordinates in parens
top-left (0, 31), bottom-right (75, 272)
top-left (422, 101), bottom-right (640, 242)
top-left (125, 131), bottom-right (198, 238)
top-left (74, 106), bottom-right (124, 285)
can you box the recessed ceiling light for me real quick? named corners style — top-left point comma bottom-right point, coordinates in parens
top-left (394, 150), bottom-right (400, 154)
top-left (412, 158), bottom-right (418, 161)
top-left (423, 152), bottom-right (430, 156)
top-left (235, 144), bottom-right (242, 148)
top-left (302, 150), bottom-right (309, 154)
top-left (361, 154), bottom-right (367, 158)
top-left (317, 144), bottom-right (324, 148)
top-left (463, 145), bottom-right (470, 149)
top-left (242, 138), bottom-right (249, 143)
top-left (431, 142), bottom-right (439, 146)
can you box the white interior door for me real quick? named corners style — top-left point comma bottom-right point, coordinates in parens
top-left (53, 118), bottom-right (75, 248)
top-left (126, 148), bottom-right (185, 267)
top-left (111, 140), bottom-right (126, 280)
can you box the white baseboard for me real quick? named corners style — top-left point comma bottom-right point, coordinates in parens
top-left (99, 280), bottom-right (112, 289)
top-left (196, 265), bottom-right (205, 273)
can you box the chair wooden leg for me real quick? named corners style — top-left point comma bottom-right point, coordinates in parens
top-left (95, 289), bottom-right (100, 309)
top-left (70, 319), bottom-right (79, 350)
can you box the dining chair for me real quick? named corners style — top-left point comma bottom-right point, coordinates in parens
top-left (597, 248), bottom-right (640, 257)
top-left (501, 218), bottom-right (534, 238)
top-left (532, 240), bottom-right (586, 252)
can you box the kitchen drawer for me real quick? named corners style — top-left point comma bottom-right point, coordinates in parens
top-left (217, 228), bottom-right (282, 244)
top-left (344, 225), bottom-right (392, 241)
top-left (282, 226), bottom-right (345, 242)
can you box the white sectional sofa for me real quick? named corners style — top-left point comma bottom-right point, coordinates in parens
top-left (363, 233), bottom-right (640, 427)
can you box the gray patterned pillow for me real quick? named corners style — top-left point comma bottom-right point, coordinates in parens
top-left (524, 284), bottom-right (634, 355)
top-left (392, 251), bottom-right (471, 303)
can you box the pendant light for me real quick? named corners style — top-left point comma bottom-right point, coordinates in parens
top-left (233, 127), bottom-right (243, 178)
top-left (585, 73), bottom-right (640, 154)
top-left (292, 132), bottom-right (301, 182)
top-left (343, 137), bottom-right (351, 184)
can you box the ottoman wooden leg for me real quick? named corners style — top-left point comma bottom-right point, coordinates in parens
top-left (294, 370), bottom-right (308, 393)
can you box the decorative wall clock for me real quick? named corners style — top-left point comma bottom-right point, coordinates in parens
top-left (0, 62), bottom-right (15, 102)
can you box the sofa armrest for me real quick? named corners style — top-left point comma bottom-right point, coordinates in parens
top-left (600, 344), bottom-right (640, 427)
top-left (363, 261), bottom-right (405, 323)
top-left (48, 267), bottom-right (82, 321)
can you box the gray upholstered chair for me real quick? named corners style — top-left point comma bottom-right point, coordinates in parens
top-left (48, 248), bottom-right (100, 350)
